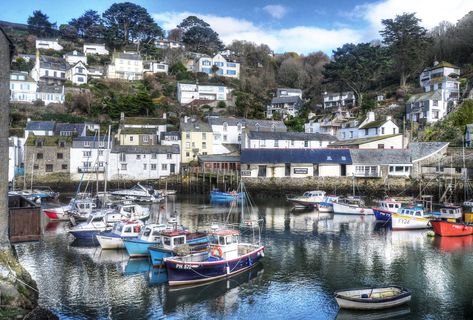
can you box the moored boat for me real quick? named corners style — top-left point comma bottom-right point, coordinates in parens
top-left (334, 286), bottom-right (411, 310)
top-left (372, 198), bottom-right (403, 221)
top-left (333, 197), bottom-right (373, 215)
top-left (68, 210), bottom-right (120, 239)
top-left (164, 228), bottom-right (265, 286)
top-left (391, 207), bottom-right (432, 230)
top-left (96, 220), bottom-right (143, 249)
top-left (111, 183), bottom-right (163, 203)
top-left (430, 220), bottom-right (473, 237)
top-left (318, 195), bottom-right (339, 213)
top-left (123, 224), bottom-right (170, 257)
top-left (210, 190), bottom-right (243, 201)
top-left (148, 230), bottom-right (208, 267)
top-left (287, 190), bottom-right (326, 208)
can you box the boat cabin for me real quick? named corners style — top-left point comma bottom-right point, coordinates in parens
top-left (112, 221), bottom-right (142, 237)
top-left (161, 230), bottom-right (187, 250)
top-left (439, 205), bottom-right (462, 220)
top-left (379, 199), bottom-right (402, 212)
top-left (397, 207), bottom-right (429, 218)
top-left (323, 195), bottom-right (339, 203)
top-left (73, 199), bottom-right (96, 212)
top-left (137, 224), bottom-right (168, 242)
top-left (302, 191), bottom-right (326, 198)
top-left (209, 229), bottom-right (240, 260)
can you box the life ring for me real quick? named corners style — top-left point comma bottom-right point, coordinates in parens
top-left (211, 246), bottom-right (223, 257)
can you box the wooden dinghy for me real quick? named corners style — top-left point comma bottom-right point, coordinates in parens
top-left (334, 286), bottom-right (411, 310)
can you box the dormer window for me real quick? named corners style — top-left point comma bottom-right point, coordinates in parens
top-left (59, 141), bottom-right (65, 148)
top-left (223, 122), bottom-right (228, 132)
top-left (35, 140), bottom-right (43, 147)
top-left (237, 123), bottom-right (242, 131)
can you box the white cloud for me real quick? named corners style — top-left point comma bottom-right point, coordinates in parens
top-left (262, 4), bottom-right (288, 19)
top-left (153, 11), bottom-right (363, 54)
top-left (352, 0), bottom-right (473, 38)
top-left (153, 1), bottom-right (473, 54)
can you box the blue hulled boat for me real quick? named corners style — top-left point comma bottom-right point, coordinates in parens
top-left (210, 190), bottom-right (243, 201)
top-left (123, 224), bottom-right (169, 257)
top-left (164, 228), bottom-right (265, 286)
top-left (68, 209), bottom-right (121, 240)
top-left (148, 230), bottom-right (208, 267)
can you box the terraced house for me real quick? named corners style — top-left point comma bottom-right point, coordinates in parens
top-left (180, 117), bottom-right (214, 164)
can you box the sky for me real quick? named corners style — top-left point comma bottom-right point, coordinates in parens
top-left (1, 0), bottom-right (473, 54)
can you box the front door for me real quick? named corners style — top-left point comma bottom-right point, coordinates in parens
top-left (170, 164), bottom-right (175, 174)
top-left (341, 164), bottom-right (346, 176)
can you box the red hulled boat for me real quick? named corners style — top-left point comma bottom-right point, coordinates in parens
top-left (430, 220), bottom-right (473, 237)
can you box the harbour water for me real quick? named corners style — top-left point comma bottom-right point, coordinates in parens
top-left (14, 195), bottom-right (473, 319)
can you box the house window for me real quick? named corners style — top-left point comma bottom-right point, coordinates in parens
top-left (151, 164), bottom-right (157, 170)
top-left (152, 153), bottom-right (157, 159)
top-left (238, 134), bottom-right (241, 142)
top-left (258, 165), bottom-right (267, 177)
top-left (83, 151), bottom-right (92, 157)
top-left (274, 140), bottom-right (279, 147)
top-left (98, 150), bottom-right (104, 156)
top-left (77, 77), bottom-right (84, 83)
top-left (121, 164), bottom-right (127, 170)
top-left (237, 123), bottom-right (242, 131)
top-left (186, 133), bottom-right (190, 139)
top-left (143, 163), bottom-right (147, 170)
top-left (202, 142), bottom-right (207, 149)
top-left (62, 164), bottom-right (67, 170)
top-left (143, 135), bottom-right (149, 143)
top-left (223, 135), bottom-right (227, 142)
top-left (84, 141), bottom-right (90, 147)
top-left (393, 128), bottom-right (396, 134)
top-left (129, 136), bottom-right (134, 142)
top-left (432, 110), bottom-right (440, 119)
top-left (45, 164), bottom-right (53, 172)
top-left (162, 164), bottom-right (168, 170)
top-left (167, 153), bottom-right (172, 159)
top-left (304, 141), bottom-right (308, 147)
top-left (202, 132), bottom-right (207, 139)
top-left (350, 131), bottom-right (353, 138)
top-left (136, 155), bottom-right (141, 159)
top-left (381, 127), bottom-right (385, 134)
top-left (223, 122), bottom-right (228, 132)
top-left (433, 100), bottom-right (438, 107)
top-left (186, 142), bottom-right (190, 148)
top-left (59, 141), bottom-right (65, 148)
top-left (378, 144), bottom-right (384, 149)
top-left (57, 153), bottom-right (63, 159)
top-left (36, 153), bottom-right (43, 159)
top-left (119, 153), bottom-right (126, 162)
top-left (186, 152), bottom-right (190, 157)
top-left (33, 164), bottom-right (39, 170)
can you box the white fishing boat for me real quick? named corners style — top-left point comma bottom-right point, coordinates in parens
top-left (68, 209), bottom-right (121, 240)
top-left (333, 197), bottom-right (374, 215)
top-left (391, 206), bottom-right (432, 230)
top-left (318, 195), bottom-right (339, 213)
top-left (115, 203), bottom-right (151, 221)
top-left (96, 220), bottom-right (143, 249)
top-left (287, 190), bottom-right (326, 208)
top-left (111, 183), bottom-right (163, 202)
top-left (334, 286), bottom-right (411, 310)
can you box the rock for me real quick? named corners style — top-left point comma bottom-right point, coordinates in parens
top-left (24, 306), bottom-right (58, 320)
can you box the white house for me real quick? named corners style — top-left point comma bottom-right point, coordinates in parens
top-left (305, 110), bottom-right (352, 137)
top-left (10, 71), bottom-right (37, 103)
top-left (266, 87), bottom-right (304, 119)
top-left (336, 112), bottom-right (399, 141)
top-left (70, 136), bottom-right (110, 181)
top-left (108, 145), bottom-right (180, 180)
top-left (323, 91), bottom-right (356, 109)
top-left (88, 65), bottom-right (105, 79)
top-left (36, 83), bottom-right (65, 105)
top-left (277, 88), bottom-right (302, 98)
top-left (330, 134), bottom-right (405, 149)
top-left (25, 120), bottom-right (56, 138)
top-left (160, 132), bottom-right (181, 146)
top-left (83, 43), bottom-right (109, 56)
top-left (155, 39), bottom-right (185, 50)
top-left (64, 50), bottom-right (87, 65)
top-left (242, 131), bottom-right (337, 149)
top-left (177, 82), bottom-right (229, 104)
top-left (407, 61), bottom-right (461, 124)
top-left (143, 61), bottom-right (169, 74)
top-left (193, 53), bottom-right (240, 79)
top-left (106, 52), bottom-right (143, 81)
top-left (209, 117), bottom-right (286, 145)
top-left (66, 61), bottom-right (88, 85)
top-left (31, 52), bottom-right (67, 85)
top-left (35, 38), bottom-right (63, 51)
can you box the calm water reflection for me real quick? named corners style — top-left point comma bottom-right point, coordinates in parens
top-left (14, 195), bottom-right (473, 319)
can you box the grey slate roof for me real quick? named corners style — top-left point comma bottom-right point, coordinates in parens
top-left (241, 149), bottom-right (351, 164)
top-left (25, 121), bottom-right (55, 131)
top-left (72, 136), bottom-right (109, 148)
top-left (180, 118), bottom-right (212, 132)
top-left (161, 131), bottom-right (180, 139)
top-left (111, 144), bottom-right (179, 154)
top-left (54, 123), bottom-right (85, 135)
top-left (39, 55), bottom-right (67, 71)
top-left (208, 117), bottom-right (287, 131)
top-left (407, 90), bottom-right (442, 104)
top-left (350, 149), bottom-right (411, 165)
top-left (409, 142), bottom-right (449, 162)
top-left (37, 83), bottom-right (63, 94)
top-left (247, 131), bottom-right (337, 141)
top-left (116, 52), bottom-right (142, 60)
top-left (271, 96), bottom-right (302, 105)
top-left (198, 155), bottom-right (241, 162)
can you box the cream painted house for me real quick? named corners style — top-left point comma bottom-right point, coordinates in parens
top-left (106, 52), bottom-right (143, 80)
top-left (180, 117), bottom-right (214, 164)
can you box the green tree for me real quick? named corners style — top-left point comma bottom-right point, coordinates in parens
top-left (69, 10), bottom-right (105, 40)
top-left (102, 2), bottom-right (163, 49)
top-left (323, 43), bottom-right (389, 107)
top-left (380, 13), bottom-right (431, 88)
top-left (59, 24), bottom-right (78, 42)
top-left (179, 16), bottom-right (223, 54)
top-left (27, 10), bottom-right (56, 37)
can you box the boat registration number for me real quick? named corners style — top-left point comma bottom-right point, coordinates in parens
top-left (176, 264), bottom-right (200, 269)
top-left (400, 219), bottom-right (410, 224)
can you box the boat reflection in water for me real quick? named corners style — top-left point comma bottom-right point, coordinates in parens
top-left (122, 258), bottom-right (151, 276)
top-left (336, 305), bottom-right (411, 320)
top-left (433, 235), bottom-right (473, 253)
top-left (164, 263), bottom-right (264, 314)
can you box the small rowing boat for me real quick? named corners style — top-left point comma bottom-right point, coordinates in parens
top-left (334, 285), bottom-right (411, 310)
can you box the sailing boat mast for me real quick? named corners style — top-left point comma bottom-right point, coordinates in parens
top-left (104, 125), bottom-right (111, 203)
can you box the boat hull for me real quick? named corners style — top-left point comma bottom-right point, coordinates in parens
top-left (43, 209), bottom-right (69, 221)
top-left (391, 214), bottom-right (431, 230)
top-left (149, 237), bottom-right (208, 267)
top-left (96, 234), bottom-right (130, 249)
top-left (335, 286), bottom-right (411, 310)
top-left (287, 199), bottom-right (318, 208)
top-left (124, 239), bottom-right (160, 257)
top-left (318, 202), bottom-right (334, 213)
top-left (210, 191), bottom-right (243, 201)
top-left (164, 245), bottom-right (265, 286)
top-left (430, 220), bottom-right (473, 237)
top-left (373, 208), bottom-right (392, 221)
top-left (333, 203), bottom-right (374, 215)
top-left (69, 229), bottom-right (106, 240)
